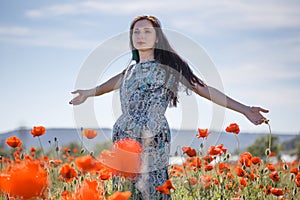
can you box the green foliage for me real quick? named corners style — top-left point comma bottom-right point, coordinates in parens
top-left (247, 135), bottom-right (281, 158)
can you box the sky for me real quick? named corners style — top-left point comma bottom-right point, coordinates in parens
top-left (0, 0), bottom-right (299, 134)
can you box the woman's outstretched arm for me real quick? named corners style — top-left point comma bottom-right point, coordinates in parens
top-left (69, 72), bottom-right (123, 105)
top-left (193, 83), bottom-right (269, 125)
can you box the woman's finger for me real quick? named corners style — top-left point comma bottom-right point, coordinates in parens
top-left (259, 107), bottom-right (269, 113)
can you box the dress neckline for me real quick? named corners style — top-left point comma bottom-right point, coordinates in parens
top-left (137, 60), bottom-right (156, 65)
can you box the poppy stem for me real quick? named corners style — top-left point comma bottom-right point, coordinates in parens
top-left (234, 135), bottom-right (240, 155)
top-left (265, 121), bottom-right (272, 151)
top-left (38, 136), bottom-right (45, 156)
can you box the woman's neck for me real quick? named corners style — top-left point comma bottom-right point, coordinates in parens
top-left (138, 49), bottom-right (155, 63)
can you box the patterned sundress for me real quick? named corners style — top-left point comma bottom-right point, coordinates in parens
top-left (112, 60), bottom-right (175, 199)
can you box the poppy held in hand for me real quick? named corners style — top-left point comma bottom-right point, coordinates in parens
top-left (6, 136), bottom-right (22, 148)
top-left (31, 126), bottom-right (46, 137)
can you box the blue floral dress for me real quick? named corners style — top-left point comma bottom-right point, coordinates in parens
top-left (112, 61), bottom-right (175, 199)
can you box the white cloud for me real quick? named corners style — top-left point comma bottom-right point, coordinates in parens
top-left (25, 1), bottom-right (163, 18)
top-left (24, 0), bottom-right (300, 37)
top-left (0, 26), bottom-right (31, 36)
top-left (0, 25), bottom-right (98, 49)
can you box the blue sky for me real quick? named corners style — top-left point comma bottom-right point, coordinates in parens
top-left (0, 0), bottom-right (299, 134)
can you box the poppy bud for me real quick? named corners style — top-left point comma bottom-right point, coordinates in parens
top-left (226, 153), bottom-right (231, 159)
top-left (265, 148), bottom-right (271, 156)
top-left (283, 163), bottom-right (288, 170)
top-left (293, 188), bottom-right (297, 196)
top-left (290, 173), bottom-right (295, 181)
top-left (80, 148), bottom-right (85, 154)
top-left (200, 143), bottom-right (204, 149)
top-left (89, 151), bottom-right (94, 157)
top-left (174, 151), bottom-right (178, 157)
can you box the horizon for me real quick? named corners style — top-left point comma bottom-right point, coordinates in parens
top-left (1, 125), bottom-right (298, 136)
top-left (0, 0), bottom-right (299, 134)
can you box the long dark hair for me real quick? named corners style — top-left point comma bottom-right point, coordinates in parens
top-left (129, 15), bottom-right (205, 107)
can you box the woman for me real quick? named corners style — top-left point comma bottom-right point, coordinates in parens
top-left (70, 15), bottom-right (268, 199)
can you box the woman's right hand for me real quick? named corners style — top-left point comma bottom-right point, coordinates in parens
top-left (69, 89), bottom-right (94, 105)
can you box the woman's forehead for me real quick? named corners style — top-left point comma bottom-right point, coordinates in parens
top-left (133, 19), bottom-right (154, 30)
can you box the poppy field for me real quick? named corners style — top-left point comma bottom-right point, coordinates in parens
top-left (0, 123), bottom-right (299, 200)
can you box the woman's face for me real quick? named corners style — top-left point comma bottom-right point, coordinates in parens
top-left (132, 19), bottom-right (157, 51)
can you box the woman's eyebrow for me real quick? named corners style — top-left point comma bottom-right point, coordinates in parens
top-left (133, 27), bottom-right (154, 31)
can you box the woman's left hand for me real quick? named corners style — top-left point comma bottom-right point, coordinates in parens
top-left (244, 106), bottom-right (269, 125)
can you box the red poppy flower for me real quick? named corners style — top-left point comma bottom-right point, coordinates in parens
top-left (270, 188), bottom-right (284, 196)
top-left (156, 179), bottom-right (175, 195)
top-left (49, 159), bottom-right (63, 168)
top-left (204, 164), bottom-right (213, 171)
top-left (264, 186), bottom-right (272, 195)
top-left (61, 190), bottom-right (72, 200)
top-left (240, 178), bottom-right (247, 187)
top-left (6, 136), bottom-right (22, 148)
top-left (171, 165), bottom-right (184, 175)
top-left (201, 175), bottom-right (212, 189)
top-left (226, 173), bottom-right (234, 180)
top-left (82, 129), bottom-right (98, 139)
top-left (100, 138), bottom-right (142, 178)
top-left (290, 167), bottom-right (298, 175)
top-left (75, 155), bottom-right (105, 174)
top-left (108, 191), bottom-right (131, 200)
top-left (269, 152), bottom-right (276, 157)
top-left (31, 126), bottom-right (46, 137)
top-left (251, 156), bottom-right (261, 165)
top-left (98, 168), bottom-right (112, 180)
top-left (235, 166), bottom-right (245, 177)
top-left (182, 146), bottom-right (197, 157)
top-left (225, 123), bottom-right (240, 134)
top-left (0, 160), bottom-right (48, 199)
top-left (239, 156), bottom-right (252, 167)
top-left (59, 163), bottom-right (78, 182)
top-left (187, 157), bottom-right (202, 169)
top-left (196, 128), bottom-right (211, 139)
top-left (269, 171), bottom-right (280, 182)
top-left (207, 144), bottom-right (227, 156)
top-left (189, 177), bottom-right (198, 185)
top-left (266, 163), bottom-right (275, 171)
top-left (213, 178), bottom-right (220, 185)
top-left (203, 155), bottom-right (215, 164)
top-left (74, 178), bottom-right (104, 200)
top-left (219, 162), bottom-right (229, 173)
